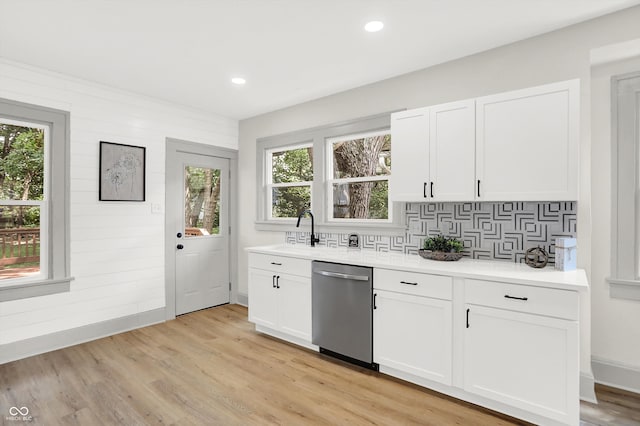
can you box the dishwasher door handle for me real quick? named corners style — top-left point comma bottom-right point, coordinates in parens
top-left (314, 270), bottom-right (370, 281)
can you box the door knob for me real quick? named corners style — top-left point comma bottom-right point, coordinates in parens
top-left (177, 244), bottom-right (184, 250)
top-left (176, 232), bottom-right (182, 238)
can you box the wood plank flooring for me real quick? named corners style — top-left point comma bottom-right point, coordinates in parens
top-left (1, 304), bottom-right (638, 425)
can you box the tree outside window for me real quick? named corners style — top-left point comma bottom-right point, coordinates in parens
top-left (327, 131), bottom-right (391, 221)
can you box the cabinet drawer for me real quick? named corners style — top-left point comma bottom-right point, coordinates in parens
top-left (465, 279), bottom-right (578, 320)
top-left (248, 253), bottom-right (311, 277)
top-left (374, 269), bottom-right (452, 300)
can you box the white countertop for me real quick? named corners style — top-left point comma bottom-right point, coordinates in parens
top-left (246, 244), bottom-right (589, 291)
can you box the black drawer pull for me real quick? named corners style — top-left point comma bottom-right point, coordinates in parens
top-left (270, 262), bottom-right (282, 266)
top-left (466, 308), bottom-right (470, 328)
top-left (504, 295), bottom-right (528, 301)
top-left (430, 182), bottom-right (434, 198)
top-left (477, 180), bottom-right (481, 197)
top-left (272, 275), bottom-right (276, 288)
top-left (400, 281), bottom-right (418, 286)
top-left (276, 276), bottom-right (280, 289)
top-left (423, 182), bottom-right (428, 198)
top-left (373, 293), bottom-right (377, 310)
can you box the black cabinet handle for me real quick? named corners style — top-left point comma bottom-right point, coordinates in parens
top-left (373, 293), bottom-right (377, 310)
top-left (466, 308), bottom-right (470, 328)
top-left (400, 281), bottom-right (418, 286)
top-left (430, 182), bottom-right (434, 198)
top-left (423, 182), bottom-right (428, 198)
top-left (477, 180), bottom-right (481, 197)
top-left (504, 295), bottom-right (528, 301)
top-left (272, 275), bottom-right (276, 288)
top-left (270, 262), bottom-right (282, 266)
top-left (276, 276), bottom-right (280, 289)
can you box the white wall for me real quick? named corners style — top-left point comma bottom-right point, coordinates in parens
top-left (591, 56), bottom-right (640, 368)
top-left (0, 59), bottom-right (237, 345)
top-left (238, 5), bottom-right (640, 389)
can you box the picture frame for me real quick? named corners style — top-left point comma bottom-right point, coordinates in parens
top-left (99, 141), bottom-right (146, 201)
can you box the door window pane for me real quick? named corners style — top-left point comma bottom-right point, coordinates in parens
top-left (0, 206), bottom-right (41, 280)
top-left (184, 166), bottom-right (221, 237)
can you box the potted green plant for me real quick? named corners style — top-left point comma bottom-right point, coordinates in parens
top-left (419, 235), bottom-right (465, 261)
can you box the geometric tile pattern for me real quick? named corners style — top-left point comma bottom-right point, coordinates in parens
top-left (286, 201), bottom-right (577, 264)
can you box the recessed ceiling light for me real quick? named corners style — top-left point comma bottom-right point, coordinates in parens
top-left (231, 77), bottom-right (246, 85)
top-left (364, 21), bottom-right (384, 32)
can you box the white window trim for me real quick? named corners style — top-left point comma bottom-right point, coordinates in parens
top-left (255, 112), bottom-right (405, 236)
top-left (0, 98), bottom-right (73, 302)
top-left (607, 71), bottom-right (640, 301)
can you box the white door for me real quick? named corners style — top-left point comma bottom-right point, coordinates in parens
top-left (175, 152), bottom-right (230, 315)
top-left (374, 290), bottom-right (452, 385)
top-left (463, 304), bottom-right (579, 424)
top-left (429, 99), bottom-right (476, 201)
top-left (247, 268), bottom-right (279, 329)
top-left (389, 107), bottom-right (430, 202)
top-left (475, 79), bottom-right (579, 201)
top-left (277, 273), bottom-right (312, 341)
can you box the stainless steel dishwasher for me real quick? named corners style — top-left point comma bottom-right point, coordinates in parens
top-left (312, 261), bottom-right (377, 370)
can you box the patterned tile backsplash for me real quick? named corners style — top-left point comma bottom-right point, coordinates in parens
top-left (285, 202), bottom-right (577, 264)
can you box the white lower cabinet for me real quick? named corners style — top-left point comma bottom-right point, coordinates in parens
top-left (463, 279), bottom-right (580, 425)
top-left (247, 254), bottom-right (312, 344)
top-left (374, 290), bottom-right (452, 385)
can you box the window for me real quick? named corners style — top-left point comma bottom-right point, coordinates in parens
top-left (327, 130), bottom-right (391, 221)
top-left (609, 71), bottom-right (640, 300)
top-left (0, 98), bottom-right (71, 302)
top-left (256, 112), bottom-right (403, 233)
top-left (267, 144), bottom-right (313, 219)
top-left (0, 119), bottom-right (48, 281)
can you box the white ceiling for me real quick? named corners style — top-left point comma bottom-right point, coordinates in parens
top-left (1, 0), bottom-right (639, 120)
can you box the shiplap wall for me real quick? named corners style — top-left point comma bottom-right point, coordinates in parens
top-left (0, 59), bottom-right (238, 345)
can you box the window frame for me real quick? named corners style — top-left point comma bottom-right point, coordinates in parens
top-left (255, 112), bottom-right (405, 235)
top-left (325, 129), bottom-right (392, 224)
top-left (0, 98), bottom-right (72, 302)
top-left (608, 71), bottom-right (640, 301)
top-left (266, 142), bottom-right (314, 221)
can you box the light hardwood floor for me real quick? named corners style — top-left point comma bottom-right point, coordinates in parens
top-left (1, 304), bottom-right (638, 425)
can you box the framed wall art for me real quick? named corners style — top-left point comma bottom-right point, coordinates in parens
top-left (99, 141), bottom-right (146, 201)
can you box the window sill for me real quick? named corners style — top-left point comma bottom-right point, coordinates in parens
top-left (0, 276), bottom-right (74, 302)
top-left (254, 220), bottom-right (406, 237)
top-left (607, 277), bottom-right (640, 301)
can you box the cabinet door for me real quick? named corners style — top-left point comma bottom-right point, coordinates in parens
top-left (429, 100), bottom-right (476, 201)
top-left (464, 305), bottom-right (579, 425)
top-left (247, 268), bottom-right (278, 329)
top-left (389, 107), bottom-right (430, 202)
top-left (277, 274), bottom-right (312, 342)
top-left (374, 290), bottom-right (452, 385)
top-left (475, 79), bottom-right (579, 201)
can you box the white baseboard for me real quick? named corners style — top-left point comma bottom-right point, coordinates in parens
top-left (0, 308), bottom-right (166, 365)
top-left (580, 371), bottom-right (597, 403)
top-left (592, 356), bottom-right (640, 394)
top-left (236, 292), bottom-right (248, 306)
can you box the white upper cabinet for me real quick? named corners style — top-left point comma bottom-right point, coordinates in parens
top-left (429, 100), bottom-right (476, 201)
top-left (476, 80), bottom-right (579, 201)
top-left (389, 107), bottom-right (430, 202)
top-left (389, 79), bottom-right (579, 202)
